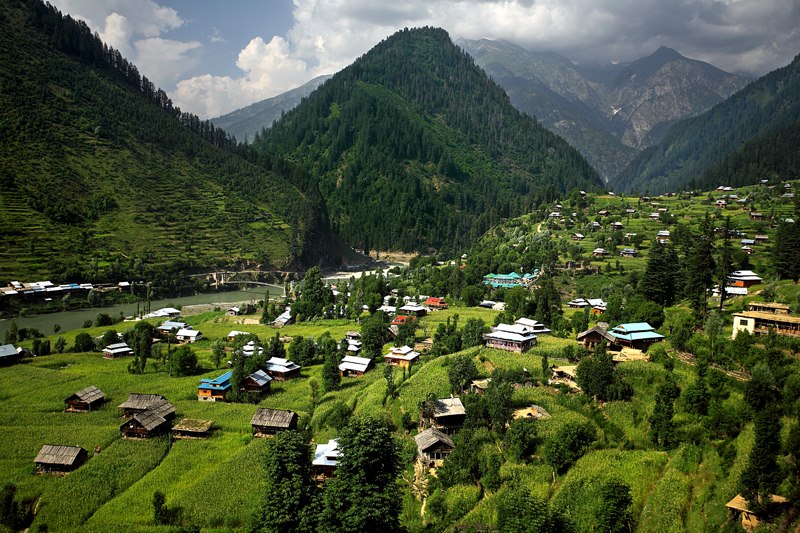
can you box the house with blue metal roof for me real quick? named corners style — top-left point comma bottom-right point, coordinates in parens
top-left (198, 371), bottom-right (232, 402)
top-left (610, 322), bottom-right (664, 350)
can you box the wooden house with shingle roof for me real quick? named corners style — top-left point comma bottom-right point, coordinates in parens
top-left (65, 385), bottom-right (106, 412)
top-left (34, 445), bottom-right (87, 473)
top-left (415, 428), bottom-right (454, 467)
top-left (725, 493), bottom-right (789, 531)
top-left (118, 393), bottom-right (175, 420)
top-left (121, 409), bottom-right (170, 438)
top-left (251, 408), bottom-right (298, 437)
top-left (421, 397), bottom-right (466, 434)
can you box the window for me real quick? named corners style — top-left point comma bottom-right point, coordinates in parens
top-left (739, 319), bottom-right (748, 327)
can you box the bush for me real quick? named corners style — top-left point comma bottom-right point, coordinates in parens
top-left (171, 345), bottom-right (199, 376)
top-left (542, 421), bottom-right (597, 472)
top-left (73, 332), bottom-right (95, 353)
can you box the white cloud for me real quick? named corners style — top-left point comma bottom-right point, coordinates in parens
top-left (49, 0), bottom-right (197, 88)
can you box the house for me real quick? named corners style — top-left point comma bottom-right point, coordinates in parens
top-left (725, 494), bottom-right (789, 531)
top-left (549, 365), bottom-right (581, 392)
top-left (172, 418), bottom-right (214, 439)
top-left (424, 297), bottom-right (448, 310)
top-left (118, 393), bottom-right (175, 420)
top-left (339, 355), bottom-right (374, 377)
top-left (176, 328), bottom-right (202, 343)
top-left (611, 222), bottom-right (624, 230)
top-left (549, 211), bottom-right (562, 218)
top-left (741, 239), bottom-right (755, 246)
top-left (592, 248), bottom-right (609, 257)
top-left (345, 331), bottom-right (361, 341)
top-left (749, 211), bottom-right (764, 221)
top-left (34, 445), bottom-right (87, 473)
top-left (568, 297), bottom-right (607, 309)
top-left (227, 330), bottom-right (249, 341)
top-left (649, 212), bottom-right (660, 220)
top-left (514, 317), bottom-right (551, 334)
top-left (273, 308), bottom-right (293, 328)
top-left (144, 307), bottom-right (181, 319)
top-left (241, 340), bottom-right (264, 357)
top-left (65, 385), bottom-right (105, 412)
top-left (391, 315), bottom-right (412, 326)
top-left (610, 322), bottom-right (665, 350)
top-left (265, 357), bottom-right (301, 380)
top-left (625, 208), bottom-right (636, 214)
top-left (102, 342), bottom-right (133, 359)
top-left (240, 369), bottom-right (272, 395)
top-left (483, 323), bottom-right (538, 352)
top-left (657, 230), bottom-right (670, 241)
top-left (619, 248), bottom-right (638, 257)
top-left (226, 307), bottom-right (240, 316)
top-left (384, 345), bottom-right (420, 367)
top-left (572, 233), bottom-right (584, 240)
top-left (715, 199), bottom-right (727, 208)
top-left (598, 210), bottom-right (609, 216)
top-left (732, 311), bottom-right (800, 338)
top-left (343, 337), bottom-right (362, 354)
top-left (198, 371), bottom-right (232, 402)
top-left (399, 302), bottom-right (429, 317)
top-left (120, 409), bottom-right (171, 438)
top-left (754, 234), bottom-right (769, 243)
top-left (251, 408), bottom-right (298, 437)
top-left (0, 344), bottom-right (20, 365)
top-left (728, 270), bottom-right (763, 288)
top-left (591, 221), bottom-right (601, 230)
top-left (741, 245), bottom-right (754, 255)
top-left (422, 397), bottom-right (466, 434)
top-left (415, 428), bottom-right (455, 468)
top-left (312, 439), bottom-right (340, 480)
top-left (748, 302), bottom-right (791, 315)
top-left (576, 326), bottom-right (618, 351)
top-left (157, 320), bottom-right (187, 334)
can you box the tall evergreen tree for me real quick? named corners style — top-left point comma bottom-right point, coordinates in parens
top-left (684, 215), bottom-right (716, 321)
top-left (773, 203), bottom-right (800, 283)
top-left (640, 240), bottom-right (678, 306)
top-left (649, 372), bottom-right (680, 449)
top-left (716, 217), bottom-right (735, 310)
top-left (320, 417), bottom-right (402, 532)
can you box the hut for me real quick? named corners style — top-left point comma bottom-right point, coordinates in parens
top-left (172, 418), bottom-right (214, 439)
top-left (34, 445), bottom-right (87, 473)
top-left (469, 378), bottom-right (492, 395)
top-left (312, 439), bottom-right (340, 481)
top-left (422, 397), bottom-right (466, 434)
top-left (576, 326), bottom-right (618, 351)
top-left (415, 428), bottom-right (455, 467)
top-left (0, 344), bottom-right (20, 365)
top-left (549, 366), bottom-right (581, 392)
top-left (65, 385), bottom-right (106, 412)
top-left (120, 409), bottom-right (170, 438)
top-left (251, 408), bottom-right (298, 437)
top-left (725, 494), bottom-right (789, 531)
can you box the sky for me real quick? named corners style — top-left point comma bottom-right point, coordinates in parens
top-left (49, 0), bottom-right (800, 119)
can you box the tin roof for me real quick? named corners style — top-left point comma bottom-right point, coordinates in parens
top-left (432, 397), bottom-right (466, 417)
top-left (247, 369), bottom-right (272, 387)
top-left (35, 445), bottom-right (85, 466)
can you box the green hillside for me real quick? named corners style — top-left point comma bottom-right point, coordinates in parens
top-left (0, 0), bottom-right (339, 284)
top-left (613, 53), bottom-right (800, 194)
top-left (253, 27), bottom-right (602, 253)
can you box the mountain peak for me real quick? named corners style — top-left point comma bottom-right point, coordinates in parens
top-left (649, 46), bottom-right (684, 62)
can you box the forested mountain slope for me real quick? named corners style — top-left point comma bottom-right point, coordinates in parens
top-left (613, 53), bottom-right (800, 194)
top-left (459, 40), bottom-right (748, 180)
top-left (0, 0), bottom-right (341, 284)
top-left (253, 27), bottom-right (602, 253)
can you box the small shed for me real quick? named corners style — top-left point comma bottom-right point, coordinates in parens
top-left (172, 418), bottom-right (214, 439)
top-left (65, 385), bottom-right (106, 412)
top-left (34, 445), bottom-right (87, 473)
top-left (415, 428), bottom-right (455, 467)
top-left (251, 408), bottom-right (298, 437)
top-left (120, 409), bottom-right (170, 438)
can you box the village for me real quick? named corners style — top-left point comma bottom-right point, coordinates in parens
top-left (1, 181), bottom-right (799, 531)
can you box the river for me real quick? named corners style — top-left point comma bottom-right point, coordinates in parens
top-left (0, 286), bottom-right (281, 339)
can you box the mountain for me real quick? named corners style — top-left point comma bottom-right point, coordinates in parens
top-left (0, 0), bottom-right (341, 283)
top-left (613, 53), bottom-right (800, 194)
top-left (252, 27), bottom-right (602, 253)
top-left (211, 74), bottom-right (332, 143)
top-left (458, 40), bottom-right (749, 180)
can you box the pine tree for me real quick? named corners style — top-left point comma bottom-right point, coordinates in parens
top-left (649, 373), bottom-right (680, 449)
top-left (685, 215), bottom-right (716, 321)
top-left (717, 217), bottom-right (735, 310)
